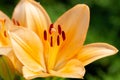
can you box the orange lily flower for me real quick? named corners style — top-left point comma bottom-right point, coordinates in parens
top-left (0, 11), bottom-right (12, 47)
top-left (9, 0), bottom-right (118, 79)
top-left (0, 11), bottom-right (23, 74)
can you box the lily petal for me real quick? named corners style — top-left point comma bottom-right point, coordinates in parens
top-left (0, 11), bottom-right (14, 30)
top-left (0, 11), bottom-right (13, 46)
top-left (0, 47), bottom-right (23, 73)
top-left (23, 66), bottom-right (50, 79)
top-left (77, 43), bottom-right (118, 66)
top-left (12, 0), bottom-right (51, 39)
top-left (50, 59), bottom-right (85, 78)
top-left (54, 4), bottom-right (90, 68)
top-left (0, 47), bottom-right (12, 56)
top-left (9, 28), bottom-right (45, 72)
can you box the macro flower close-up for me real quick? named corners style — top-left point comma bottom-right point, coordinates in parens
top-left (0, 0), bottom-right (119, 80)
top-left (0, 10), bottom-right (23, 75)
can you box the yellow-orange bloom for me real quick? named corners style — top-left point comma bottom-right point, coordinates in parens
top-left (0, 11), bottom-right (23, 74)
top-left (9, 0), bottom-right (118, 79)
top-left (0, 11), bottom-right (12, 47)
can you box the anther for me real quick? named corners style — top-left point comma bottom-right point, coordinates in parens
top-left (16, 21), bottom-right (20, 26)
top-left (57, 35), bottom-right (60, 46)
top-left (4, 31), bottom-right (7, 37)
top-left (12, 19), bottom-right (16, 25)
top-left (50, 36), bottom-right (53, 47)
top-left (58, 25), bottom-right (62, 35)
top-left (3, 19), bottom-right (6, 23)
top-left (49, 24), bottom-right (54, 34)
top-left (62, 31), bottom-right (66, 41)
top-left (44, 30), bottom-right (47, 40)
top-left (12, 19), bottom-right (20, 26)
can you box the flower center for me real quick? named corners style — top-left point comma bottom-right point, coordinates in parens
top-left (0, 19), bottom-right (7, 37)
top-left (43, 24), bottom-right (66, 47)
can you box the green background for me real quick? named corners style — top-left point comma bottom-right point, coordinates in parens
top-left (0, 0), bottom-right (120, 80)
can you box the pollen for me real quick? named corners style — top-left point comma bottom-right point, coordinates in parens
top-left (50, 36), bottom-right (53, 47)
top-left (44, 30), bottom-right (47, 40)
top-left (62, 31), bottom-right (66, 41)
top-left (12, 18), bottom-right (20, 26)
top-left (4, 30), bottom-right (7, 37)
top-left (58, 25), bottom-right (62, 35)
top-left (57, 35), bottom-right (60, 46)
top-left (43, 24), bottom-right (66, 47)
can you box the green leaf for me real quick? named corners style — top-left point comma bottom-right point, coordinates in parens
top-left (0, 55), bottom-right (15, 80)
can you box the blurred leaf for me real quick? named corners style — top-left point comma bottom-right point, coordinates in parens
top-left (0, 55), bottom-right (15, 80)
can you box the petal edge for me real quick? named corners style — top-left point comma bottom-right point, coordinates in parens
top-left (77, 43), bottom-right (118, 66)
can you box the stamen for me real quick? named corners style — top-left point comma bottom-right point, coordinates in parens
top-left (44, 30), bottom-right (47, 40)
top-left (12, 19), bottom-right (20, 26)
top-left (57, 35), bottom-right (60, 46)
top-left (58, 25), bottom-right (62, 35)
top-left (12, 18), bottom-right (16, 25)
top-left (3, 19), bottom-right (6, 23)
top-left (62, 31), bottom-right (66, 41)
top-left (49, 24), bottom-right (53, 34)
top-left (4, 31), bottom-right (7, 37)
top-left (16, 21), bottom-right (20, 26)
top-left (50, 36), bottom-right (53, 47)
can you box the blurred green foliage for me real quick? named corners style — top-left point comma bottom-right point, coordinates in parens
top-left (0, 56), bottom-right (15, 80)
top-left (0, 0), bottom-right (120, 80)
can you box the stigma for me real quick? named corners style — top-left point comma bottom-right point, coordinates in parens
top-left (44, 24), bottom-right (66, 47)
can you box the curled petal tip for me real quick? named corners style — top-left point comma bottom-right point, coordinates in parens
top-left (77, 43), bottom-right (118, 66)
top-left (96, 43), bottom-right (119, 54)
top-left (74, 4), bottom-right (90, 12)
top-left (75, 4), bottom-right (89, 8)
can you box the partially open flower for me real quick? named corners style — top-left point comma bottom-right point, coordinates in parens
top-left (0, 11), bottom-right (12, 47)
top-left (0, 11), bottom-right (23, 74)
top-left (10, 0), bottom-right (118, 79)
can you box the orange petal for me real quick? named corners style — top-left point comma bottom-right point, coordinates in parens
top-left (0, 47), bottom-right (23, 73)
top-left (12, 0), bottom-right (51, 39)
top-left (9, 28), bottom-right (45, 72)
top-left (77, 43), bottom-right (118, 66)
top-left (23, 66), bottom-right (50, 79)
top-left (54, 4), bottom-right (90, 68)
top-left (0, 11), bottom-right (14, 30)
top-left (0, 47), bottom-right (12, 56)
top-left (50, 59), bottom-right (85, 79)
top-left (0, 11), bottom-right (13, 46)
